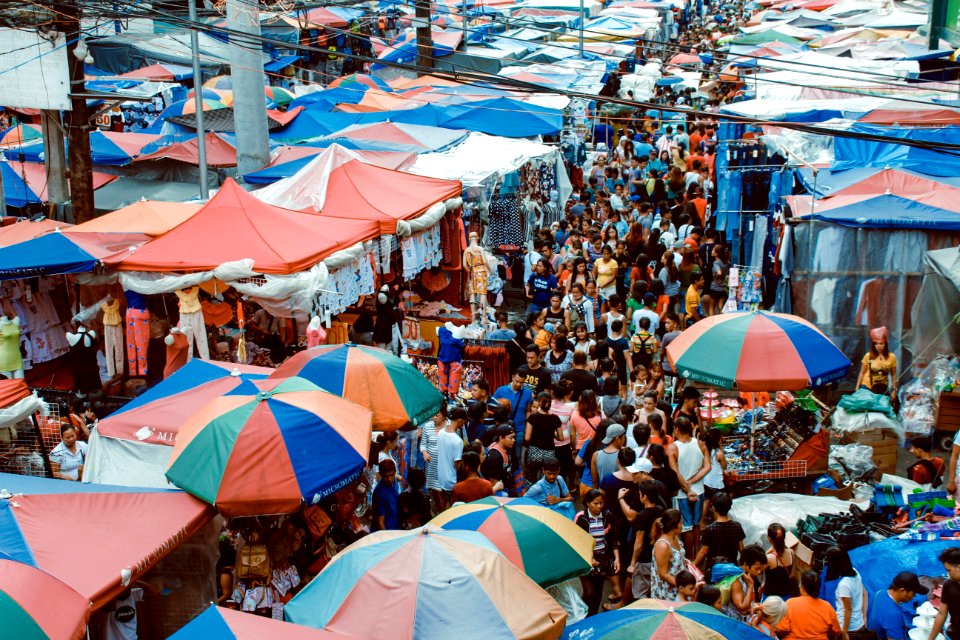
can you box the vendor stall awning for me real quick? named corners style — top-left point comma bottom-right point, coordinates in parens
top-left (71, 200), bottom-right (202, 236)
top-left (0, 472), bottom-right (214, 609)
top-left (0, 231), bottom-right (149, 279)
top-left (113, 179), bottom-right (381, 274)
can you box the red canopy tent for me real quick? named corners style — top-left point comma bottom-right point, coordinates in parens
top-left (0, 219), bottom-right (71, 248)
top-left (268, 145), bottom-right (416, 171)
top-left (111, 179), bottom-right (380, 274)
top-left (135, 133), bottom-right (237, 167)
top-left (0, 472), bottom-right (214, 610)
top-left (787, 170), bottom-right (960, 214)
top-left (4, 161), bottom-right (117, 200)
top-left (857, 107), bottom-right (960, 125)
top-left (115, 63), bottom-right (192, 81)
top-left (256, 146), bottom-right (461, 234)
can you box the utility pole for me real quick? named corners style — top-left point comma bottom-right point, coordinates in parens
top-left (416, 0), bottom-right (434, 70)
top-left (62, 1), bottom-right (95, 223)
top-left (41, 110), bottom-right (69, 209)
top-left (928, 0), bottom-right (947, 49)
top-left (187, 0), bottom-right (209, 199)
top-left (579, 0), bottom-right (585, 57)
top-left (227, 0), bottom-right (270, 178)
top-left (461, 0), bottom-right (467, 46)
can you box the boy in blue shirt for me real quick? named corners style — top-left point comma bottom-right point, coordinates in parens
top-left (372, 459), bottom-right (401, 530)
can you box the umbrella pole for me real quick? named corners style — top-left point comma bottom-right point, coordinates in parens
top-left (750, 392), bottom-right (756, 457)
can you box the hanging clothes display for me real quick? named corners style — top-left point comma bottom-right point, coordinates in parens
top-left (6, 282), bottom-right (69, 366)
top-left (736, 267), bottom-right (763, 311)
top-left (0, 316), bottom-right (23, 378)
top-left (316, 251), bottom-right (377, 317)
top-left (124, 289), bottom-right (150, 376)
top-left (101, 299), bottom-right (124, 377)
top-left (163, 330), bottom-right (189, 379)
top-left (176, 286), bottom-right (209, 360)
top-left (66, 327), bottom-right (101, 394)
top-left (488, 194), bottom-right (524, 249)
top-left (401, 224), bottom-right (442, 281)
top-left (463, 342), bottom-right (510, 391)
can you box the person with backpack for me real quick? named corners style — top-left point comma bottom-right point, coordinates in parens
top-left (563, 283), bottom-right (596, 334)
top-left (630, 315), bottom-right (660, 369)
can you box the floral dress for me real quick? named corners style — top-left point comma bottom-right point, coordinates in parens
top-left (650, 537), bottom-right (685, 601)
top-left (463, 246), bottom-right (490, 296)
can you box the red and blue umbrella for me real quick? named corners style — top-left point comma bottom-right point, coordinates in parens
top-left (665, 311), bottom-right (851, 391)
top-left (270, 344), bottom-right (444, 431)
top-left (0, 556), bottom-right (91, 640)
top-left (563, 599), bottom-right (771, 640)
top-left (165, 377), bottom-right (373, 517)
top-left (284, 526), bottom-right (567, 639)
top-left (157, 98), bottom-right (227, 121)
top-left (430, 496), bottom-right (595, 587)
top-left (327, 73), bottom-right (391, 91)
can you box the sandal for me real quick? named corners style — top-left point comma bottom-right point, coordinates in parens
top-left (603, 602), bottom-right (621, 611)
top-left (607, 595), bottom-right (622, 604)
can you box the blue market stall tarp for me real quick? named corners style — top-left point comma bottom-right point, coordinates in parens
top-left (850, 537), bottom-right (959, 596)
top-left (805, 193), bottom-right (960, 230)
top-left (440, 97), bottom-right (563, 137)
top-left (832, 125), bottom-right (960, 177)
top-left (0, 163), bottom-right (42, 207)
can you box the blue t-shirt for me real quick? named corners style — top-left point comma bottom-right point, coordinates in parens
top-left (527, 274), bottom-right (558, 308)
top-left (492, 384), bottom-right (534, 432)
top-left (594, 124), bottom-right (614, 148)
top-left (372, 480), bottom-right (401, 530)
top-left (868, 590), bottom-right (911, 640)
top-left (525, 475), bottom-right (569, 506)
top-left (634, 142), bottom-right (654, 158)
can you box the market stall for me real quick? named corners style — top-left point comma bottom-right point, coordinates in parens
top-left (666, 311), bottom-right (851, 493)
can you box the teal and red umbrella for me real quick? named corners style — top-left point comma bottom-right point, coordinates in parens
top-left (429, 496), bottom-right (595, 587)
top-left (284, 526), bottom-right (567, 639)
top-left (563, 599), bottom-right (771, 640)
top-left (270, 344), bottom-right (443, 431)
top-left (165, 377), bottom-right (373, 517)
top-left (170, 604), bottom-right (351, 639)
top-left (0, 556), bottom-right (90, 640)
top-left (665, 311), bottom-right (851, 391)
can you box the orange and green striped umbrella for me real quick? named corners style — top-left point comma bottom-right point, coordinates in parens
top-left (563, 599), bottom-right (771, 640)
top-left (270, 344), bottom-right (443, 431)
top-left (0, 556), bottom-right (90, 640)
top-left (430, 497), bottom-right (594, 587)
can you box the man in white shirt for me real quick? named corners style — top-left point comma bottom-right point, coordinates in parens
top-left (437, 406), bottom-right (466, 510)
top-left (632, 293), bottom-right (661, 334)
top-left (562, 283), bottom-right (596, 334)
top-left (659, 219), bottom-right (677, 248)
top-left (656, 126), bottom-right (674, 154)
top-left (104, 586), bottom-right (147, 640)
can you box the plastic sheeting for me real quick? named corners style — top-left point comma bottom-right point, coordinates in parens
top-left (791, 221), bottom-right (960, 383)
top-left (730, 493), bottom-right (857, 547)
top-left (0, 392), bottom-right (47, 430)
top-left (84, 429), bottom-right (176, 488)
top-left (831, 406), bottom-right (905, 443)
top-left (904, 247), bottom-right (960, 366)
top-left (850, 537), bottom-right (959, 596)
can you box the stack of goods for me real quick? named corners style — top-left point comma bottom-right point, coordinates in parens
top-left (911, 602), bottom-right (943, 640)
top-left (699, 390), bottom-right (738, 428)
top-left (794, 507), bottom-right (897, 569)
top-left (724, 404), bottom-right (818, 473)
top-left (901, 355), bottom-right (960, 436)
top-left (906, 490), bottom-right (956, 520)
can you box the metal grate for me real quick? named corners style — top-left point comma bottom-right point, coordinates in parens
top-left (727, 459), bottom-right (808, 481)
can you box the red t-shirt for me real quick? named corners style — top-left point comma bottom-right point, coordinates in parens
top-left (452, 477), bottom-right (494, 503)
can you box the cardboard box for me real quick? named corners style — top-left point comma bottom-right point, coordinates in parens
top-left (841, 429), bottom-right (900, 476)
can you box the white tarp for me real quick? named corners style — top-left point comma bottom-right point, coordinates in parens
top-left (408, 132), bottom-right (573, 205)
top-left (83, 428), bottom-right (174, 488)
top-left (730, 493), bottom-right (857, 547)
top-left (0, 392), bottom-right (47, 430)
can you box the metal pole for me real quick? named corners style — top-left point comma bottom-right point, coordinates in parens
top-left (188, 0), bottom-right (209, 199)
top-left (579, 0), bottom-right (584, 57)
top-left (462, 0), bottom-right (467, 46)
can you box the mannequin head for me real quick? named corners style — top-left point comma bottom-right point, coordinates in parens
top-left (468, 231), bottom-right (480, 247)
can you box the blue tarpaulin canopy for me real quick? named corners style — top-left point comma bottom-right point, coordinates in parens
top-left (803, 193), bottom-right (960, 230)
top-left (440, 97), bottom-right (563, 136)
top-left (0, 233), bottom-right (99, 278)
top-left (264, 55), bottom-right (300, 72)
top-left (851, 537), bottom-right (957, 596)
top-left (0, 163), bottom-right (41, 207)
top-left (832, 125), bottom-right (960, 177)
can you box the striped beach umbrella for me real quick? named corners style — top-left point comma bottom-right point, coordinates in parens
top-left (0, 556), bottom-right (91, 640)
top-left (284, 526), bottom-right (567, 639)
top-left (327, 73), bottom-right (391, 91)
top-left (270, 344), bottom-right (444, 431)
top-left (157, 98), bottom-right (227, 121)
top-left (665, 311), bottom-right (851, 391)
top-left (165, 377), bottom-right (373, 517)
top-left (430, 496), bottom-right (594, 587)
top-left (203, 75), bottom-right (233, 90)
top-left (185, 87), bottom-right (229, 102)
top-left (265, 86), bottom-right (296, 108)
top-left (563, 599), bottom-right (771, 640)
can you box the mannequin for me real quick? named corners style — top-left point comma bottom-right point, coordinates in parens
top-left (124, 290), bottom-right (150, 376)
top-left (306, 316), bottom-right (327, 349)
top-left (66, 326), bottom-right (101, 395)
top-left (437, 321), bottom-right (465, 397)
top-left (462, 232), bottom-right (491, 319)
top-left (0, 314), bottom-right (23, 379)
top-left (373, 285), bottom-right (397, 353)
top-left (542, 189), bottom-right (561, 227)
top-left (100, 294), bottom-right (124, 377)
top-left (163, 327), bottom-right (190, 379)
top-left (175, 286), bottom-right (209, 360)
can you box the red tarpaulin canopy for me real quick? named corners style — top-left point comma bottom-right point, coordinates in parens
top-left (0, 473), bottom-right (214, 609)
top-left (115, 63), bottom-right (190, 81)
top-left (0, 378), bottom-right (28, 408)
top-left (112, 179), bottom-right (380, 274)
top-left (858, 107), bottom-right (960, 125)
top-left (135, 133), bottom-right (237, 167)
top-left (5, 161), bottom-right (117, 201)
top-left (0, 219), bottom-right (71, 248)
top-left (256, 147), bottom-right (461, 234)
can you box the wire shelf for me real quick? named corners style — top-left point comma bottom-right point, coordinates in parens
top-left (726, 459), bottom-right (808, 481)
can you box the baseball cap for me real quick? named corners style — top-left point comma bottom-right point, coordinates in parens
top-left (626, 458), bottom-right (653, 474)
top-left (544, 322), bottom-right (555, 334)
top-left (892, 572), bottom-right (929, 595)
top-left (602, 424), bottom-right (626, 444)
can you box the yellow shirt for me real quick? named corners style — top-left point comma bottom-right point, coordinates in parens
top-left (101, 300), bottom-right (122, 326)
top-left (175, 287), bottom-right (201, 314)
top-left (596, 258), bottom-right (617, 288)
top-left (685, 285), bottom-right (701, 318)
top-left (861, 352), bottom-right (897, 388)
